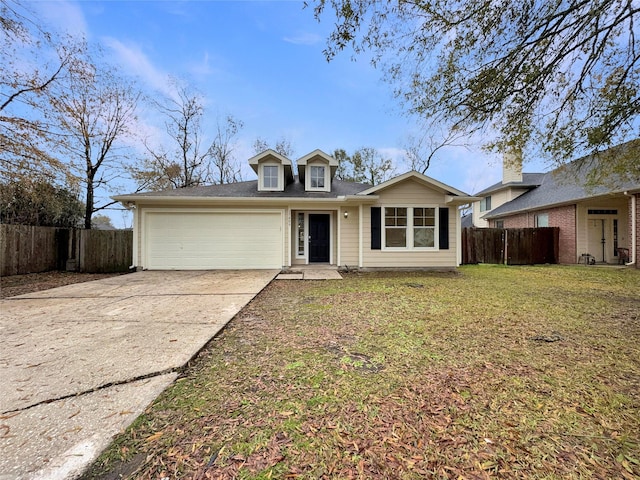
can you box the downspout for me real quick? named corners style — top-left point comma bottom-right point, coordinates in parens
top-left (625, 192), bottom-right (637, 266)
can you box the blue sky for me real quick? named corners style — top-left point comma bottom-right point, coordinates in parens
top-left (30, 1), bottom-right (548, 227)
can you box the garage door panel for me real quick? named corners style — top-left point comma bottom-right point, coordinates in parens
top-left (145, 212), bottom-right (283, 269)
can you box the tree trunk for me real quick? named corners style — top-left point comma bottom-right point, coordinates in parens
top-left (84, 179), bottom-right (93, 229)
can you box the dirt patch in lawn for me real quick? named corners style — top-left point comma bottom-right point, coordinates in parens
top-left (0, 271), bottom-right (126, 298)
top-left (84, 266), bottom-right (640, 480)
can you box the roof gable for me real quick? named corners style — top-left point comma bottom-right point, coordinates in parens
top-left (359, 171), bottom-right (469, 197)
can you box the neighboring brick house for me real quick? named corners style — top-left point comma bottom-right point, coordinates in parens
top-left (471, 146), bottom-right (640, 267)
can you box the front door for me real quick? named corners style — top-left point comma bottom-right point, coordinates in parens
top-left (587, 218), bottom-right (611, 263)
top-left (309, 214), bottom-right (330, 263)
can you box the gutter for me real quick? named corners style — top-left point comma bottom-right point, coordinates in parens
top-left (625, 191), bottom-right (637, 266)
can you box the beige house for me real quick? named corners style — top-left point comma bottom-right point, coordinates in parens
top-left (114, 149), bottom-right (476, 270)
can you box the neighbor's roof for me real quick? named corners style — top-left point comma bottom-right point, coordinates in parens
top-left (484, 157), bottom-right (640, 219)
top-left (113, 177), bottom-right (371, 202)
top-left (475, 173), bottom-right (546, 196)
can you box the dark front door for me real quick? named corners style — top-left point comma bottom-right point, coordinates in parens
top-left (309, 214), bottom-right (330, 263)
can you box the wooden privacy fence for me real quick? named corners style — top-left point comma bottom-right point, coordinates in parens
top-left (1, 224), bottom-right (133, 276)
top-left (462, 227), bottom-right (559, 265)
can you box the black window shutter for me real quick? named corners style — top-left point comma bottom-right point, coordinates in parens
top-left (439, 207), bottom-right (449, 250)
top-left (371, 207), bottom-right (381, 250)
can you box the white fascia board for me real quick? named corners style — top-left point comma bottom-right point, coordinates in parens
top-left (446, 195), bottom-right (481, 205)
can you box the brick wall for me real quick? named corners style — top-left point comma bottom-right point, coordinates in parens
top-left (492, 205), bottom-right (577, 264)
top-left (631, 194), bottom-right (640, 268)
top-left (550, 205), bottom-right (577, 264)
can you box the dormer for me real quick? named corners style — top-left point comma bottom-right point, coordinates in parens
top-left (297, 149), bottom-right (339, 193)
top-left (249, 149), bottom-right (294, 192)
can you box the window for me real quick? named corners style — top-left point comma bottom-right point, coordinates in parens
top-left (495, 220), bottom-right (504, 228)
top-left (383, 206), bottom-right (439, 249)
top-left (297, 213), bottom-right (305, 257)
top-left (310, 165), bottom-right (325, 188)
top-left (535, 213), bottom-right (549, 227)
top-left (384, 207), bottom-right (407, 247)
top-left (413, 207), bottom-right (435, 248)
top-left (263, 165), bottom-right (278, 189)
top-left (480, 196), bottom-right (492, 212)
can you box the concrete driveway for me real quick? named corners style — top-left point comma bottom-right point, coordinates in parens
top-left (0, 270), bottom-right (278, 480)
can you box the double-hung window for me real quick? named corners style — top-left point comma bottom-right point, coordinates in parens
top-left (384, 206), bottom-right (438, 249)
top-left (310, 165), bottom-right (325, 189)
top-left (384, 207), bottom-right (407, 247)
top-left (263, 165), bottom-right (278, 189)
top-left (480, 196), bottom-right (492, 212)
top-left (413, 207), bottom-right (436, 248)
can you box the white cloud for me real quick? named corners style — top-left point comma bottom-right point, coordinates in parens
top-left (33, 0), bottom-right (88, 38)
top-left (101, 37), bottom-right (173, 97)
top-left (283, 32), bottom-right (322, 46)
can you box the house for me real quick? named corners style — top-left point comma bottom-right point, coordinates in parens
top-left (113, 149), bottom-right (476, 270)
top-left (470, 145), bottom-right (640, 267)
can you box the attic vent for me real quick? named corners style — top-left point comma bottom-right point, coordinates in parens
top-left (588, 209), bottom-right (618, 215)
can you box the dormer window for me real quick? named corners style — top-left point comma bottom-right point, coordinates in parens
top-left (248, 149), bottom-right (294, 192)
top-left (297, 150), bottom-right (338, 193)
top-left (310, 165), bottom-right (325, 189)
top-left (263, 165), bottom-right (278, 189)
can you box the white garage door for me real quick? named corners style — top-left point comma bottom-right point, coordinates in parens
top-left (145, 211), bottom-right (283, 269)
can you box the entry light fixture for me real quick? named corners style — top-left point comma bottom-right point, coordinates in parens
top-left (344, 210), bottom-right (349, 218)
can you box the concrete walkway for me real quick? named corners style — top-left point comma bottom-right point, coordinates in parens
top-left (0, 270), bottom-right (278, 480)
top-left (276, 267), bottom-right (343, 280)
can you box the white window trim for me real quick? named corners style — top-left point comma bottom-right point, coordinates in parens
top-left (305, 161), bottom-right (330, 192)
top-left (296, 212), bottom-right (307, 259)
top-left (382, 205), bottom-right (439, 251)
top-left (259, 162), bottom-right (283, 191)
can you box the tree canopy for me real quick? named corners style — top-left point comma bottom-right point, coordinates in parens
top-left (313, 0), bottom-right (640, 175)
top-left (334, 147), bottom-right (395, 184)
top-left (0, 179), bottom-right (83, 227)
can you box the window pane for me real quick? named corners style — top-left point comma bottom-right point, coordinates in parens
top-left (310, 165), bottom-right (325, 188)
top-left (263, 165), bottom-right (278, 188)
top-left (385, 207), bottom-right (395, 216)
top-left (414, 228), bottom-right (435, 247)
top-left (425, 217), bottom-right (435, 226)
top-left (385, 228), bottom-right (406, 247)
top-left (397, 208), bottom-right (407, 217)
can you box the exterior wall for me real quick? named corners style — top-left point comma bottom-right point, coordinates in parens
top-left (493, 196), bottom-right (633, 265)
top-left (576, 197), bottom-right (629, 264)
top-left (339, 206), bottom-right (360, 267)
top-left (494, 205), bottom-right (576, 264)
top-left (631, 194), bottom-right (640, 268)
top-left (473, 187), bottom-right (530, 227)
top-left (361, 179), bottom-right (458, 268)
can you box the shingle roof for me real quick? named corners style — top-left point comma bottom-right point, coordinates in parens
top-left (121, 177), bottom-right (371, 199)
top-left (475, 173), bottom-right (546, 196)
top-left (484, 157), bottom-right (640, 219)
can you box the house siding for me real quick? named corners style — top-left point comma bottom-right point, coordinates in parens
top-left (362, 180), bottom-right (457, 268)
top-left (340, 207), bottom-right (359, 267)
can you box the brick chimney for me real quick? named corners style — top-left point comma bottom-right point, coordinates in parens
top-left (502, 150), bottom-right (523, 184)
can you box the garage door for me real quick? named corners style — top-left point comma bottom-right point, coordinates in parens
top-left (145, 211), bottom-right (283, 269)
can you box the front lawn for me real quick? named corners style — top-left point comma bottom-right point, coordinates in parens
top-left (85, 265), bottom-right (640, 479)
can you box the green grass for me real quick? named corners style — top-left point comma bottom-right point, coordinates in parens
top-left (83, 265), bottom-right (640, 479)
